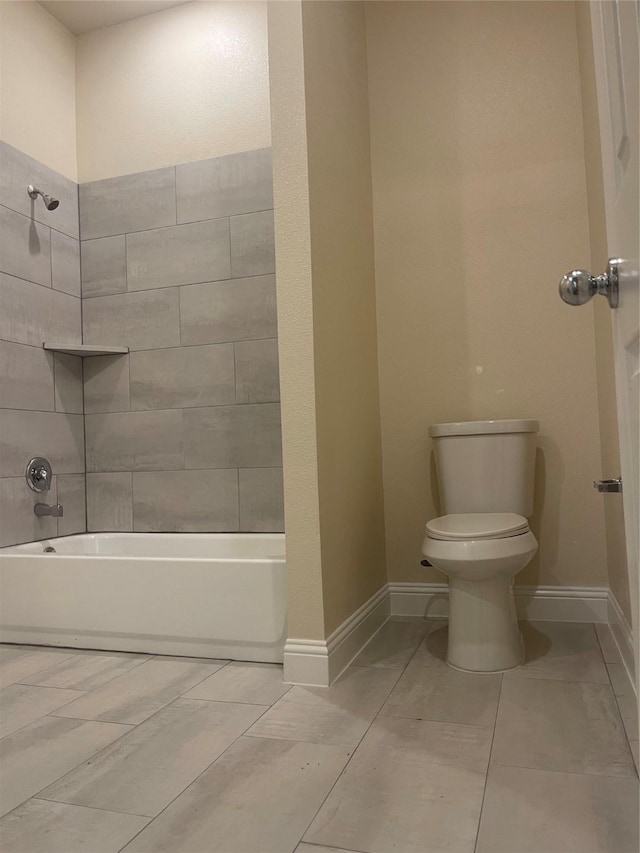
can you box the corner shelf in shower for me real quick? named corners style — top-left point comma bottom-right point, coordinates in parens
top-left (42, 343), bottom-right (129, 357)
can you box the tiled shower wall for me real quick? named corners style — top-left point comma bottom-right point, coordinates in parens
top-left (0, 142), bottom-right (86, 547)
top-left (80, 149), bottom-right (284, 532)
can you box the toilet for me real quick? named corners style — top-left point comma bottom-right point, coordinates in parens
top-left (421, 419), bottom-right (539, 673)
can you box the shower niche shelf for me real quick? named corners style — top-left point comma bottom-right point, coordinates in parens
top-left (43, 343), bottom-right (129, 357)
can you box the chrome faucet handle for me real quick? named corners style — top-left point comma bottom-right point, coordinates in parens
top-left (26, 457), bottom-right (53, 493)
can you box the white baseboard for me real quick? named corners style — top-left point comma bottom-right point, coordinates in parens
top-left (283, 585), bottom-right (389, 687)
top-left (608, 591), bottom-right (636, 693)
top-left (284, 580), bottom-right (611, 687)
top-left (389, 582), bottom-right (609, 623)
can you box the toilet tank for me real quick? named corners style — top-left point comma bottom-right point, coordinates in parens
top-left (429, 419), bottom-right (539, 517)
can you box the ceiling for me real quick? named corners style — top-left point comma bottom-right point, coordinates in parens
top-left (39, 1), bottom-right (191, 35)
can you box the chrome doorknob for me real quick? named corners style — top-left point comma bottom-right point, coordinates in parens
top-left (559, 259), bottom-right (619, 308)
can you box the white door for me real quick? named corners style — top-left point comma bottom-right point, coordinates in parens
top-left (591, 0), bottom-right (639, 683)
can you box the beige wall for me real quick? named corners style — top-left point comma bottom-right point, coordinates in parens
top-left (76, 1), bottom-right (271, 182)
top-left (268, 0), bottom-right (386, 639)
top-left (268, 0), bottom-right (325, 640)
top-left (303, 0), bottom-right (387, 635)
top-left (0, 0), bottom-right (77, 180)
top-left (575, 2), bottom-right (631, 622)
top-left (366, 1), bottom-right (608, 589)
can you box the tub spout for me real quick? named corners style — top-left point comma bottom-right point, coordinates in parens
top-left (34, 503), bottom-right (64, 518)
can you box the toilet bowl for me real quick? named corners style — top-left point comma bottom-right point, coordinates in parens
top-left (422, 513), bottom-right (538, 671)
top-left (422, 420), bottom-right (539, 673)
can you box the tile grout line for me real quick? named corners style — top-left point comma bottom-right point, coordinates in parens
top-left (110, 675), bottom-right (284, 853)
top-left (291, 622), bottom-right (433, 850)
top-left (472, 673), bottom-right (503, 853)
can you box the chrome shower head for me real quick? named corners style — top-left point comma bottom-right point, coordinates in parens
top-left (28, 185), bottom-right (59, 211)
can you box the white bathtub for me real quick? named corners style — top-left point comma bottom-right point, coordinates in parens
top-left (0, 533), bottom-right (286, 662)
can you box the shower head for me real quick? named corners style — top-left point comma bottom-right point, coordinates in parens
top-left (27, 185), bottom-right (59, 211)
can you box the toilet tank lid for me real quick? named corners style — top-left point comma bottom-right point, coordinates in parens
top-left (428, 419), bottom-right (539, 437)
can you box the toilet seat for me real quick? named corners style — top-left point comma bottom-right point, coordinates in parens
top-left (426, 513), bottom-right (529, 541)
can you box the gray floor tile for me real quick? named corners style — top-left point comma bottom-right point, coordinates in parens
top-left (183, 662), bottom-right (290, 705)
top-left (246, 696), bottom-right (374, 748)
top-left (0, 799), bottom-right (149, 853)
top-left (492, 676), bottom-right (636, 777)
top-left (595, 623), bottom-right (622, 663)
top-left (122, 736), bottom-right (350, 853)
top-left (0, 647), bottom-right (77, 689)
top-left (503, 621), bottom-right (609, 683)
top-left (41, 699), bottom-right (266, 817)
top-left (283, 665), bottom-right (401, 714)
top-left (0, 716), bottom-right (130, 817)
top-left (0, 684), bottom-right (84, 739)
top-left (476, 763), bottom-right (639, 853)
top-left (380, 654), bottom-right (502, 727)
top-left (353, 619), bottom-right (431, 669)
top-left (630, 739), bottom-right (639, 774)
top-left (52, 657), bottom-right (226, 725)
top-left (305, 717), bottom-right (491, 853)
top-left (21, 651), bottom-right (149, 691)
top-left (296, 846), bottom-right (365, 853)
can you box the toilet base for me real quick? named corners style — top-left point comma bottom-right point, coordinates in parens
top-left (447, 575), bottom-right (524, 672)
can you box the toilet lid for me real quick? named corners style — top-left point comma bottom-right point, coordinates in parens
top-left (426, 513), bottom-right (529, 541)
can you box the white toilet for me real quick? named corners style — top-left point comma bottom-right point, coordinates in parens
top-left (421, 419), bottom-right (539, 673)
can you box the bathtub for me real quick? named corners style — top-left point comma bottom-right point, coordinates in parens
top-left (0, 533), bottom-right (286, 662)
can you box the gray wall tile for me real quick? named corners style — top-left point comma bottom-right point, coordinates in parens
top-left (79, 167), bottom-right (176, 240)
top-left (235, 338), bottom-right (280, 403)
top-left (54, 354), bottom-right (84, 414)
top-left (0, 141), bottom-right (79, 239)
top-left (176, 148), bottom-right (273, 224)
top-left (0, 205), bottom-right (51, 287)
top-left (82, 289), bottom-right (180, 351)
top-left (57, 474), bottom-right (86, 537)
top-left (0, 274), bottom-right (81, 348)
top-left (239, 468), bottom-right (284, 532)
top-left (180, 275), bottom-right (277, 346)
top-left (230, 210), bottom-right (275, 278)
top-left (0, 410), bottom-right (84, 477)
top-left (81, 236), bottom-right (126, 298)
top-left (83, 355), bottom-right (131, 414)
top-left (86, 473), bottom-right (133, 532)
top-left (133, 469), bottom-right (239, 532)
top-left (0, 341), bottom-right (55, 411)
top-left (0, 476), bottom-right (58, 547)
top-left (127, 219), bottom-right (230, 291)
top-left (184, 403), bottom-right (282, 469)
top-left (85, 410), bottom-right (183, 472)
top-left (129, 344), bottom-right (235, 411)
top-left (51, 230), bottom-right (81, 297)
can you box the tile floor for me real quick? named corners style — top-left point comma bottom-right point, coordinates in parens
top-left (0, 619), bottom-right (637, 853)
